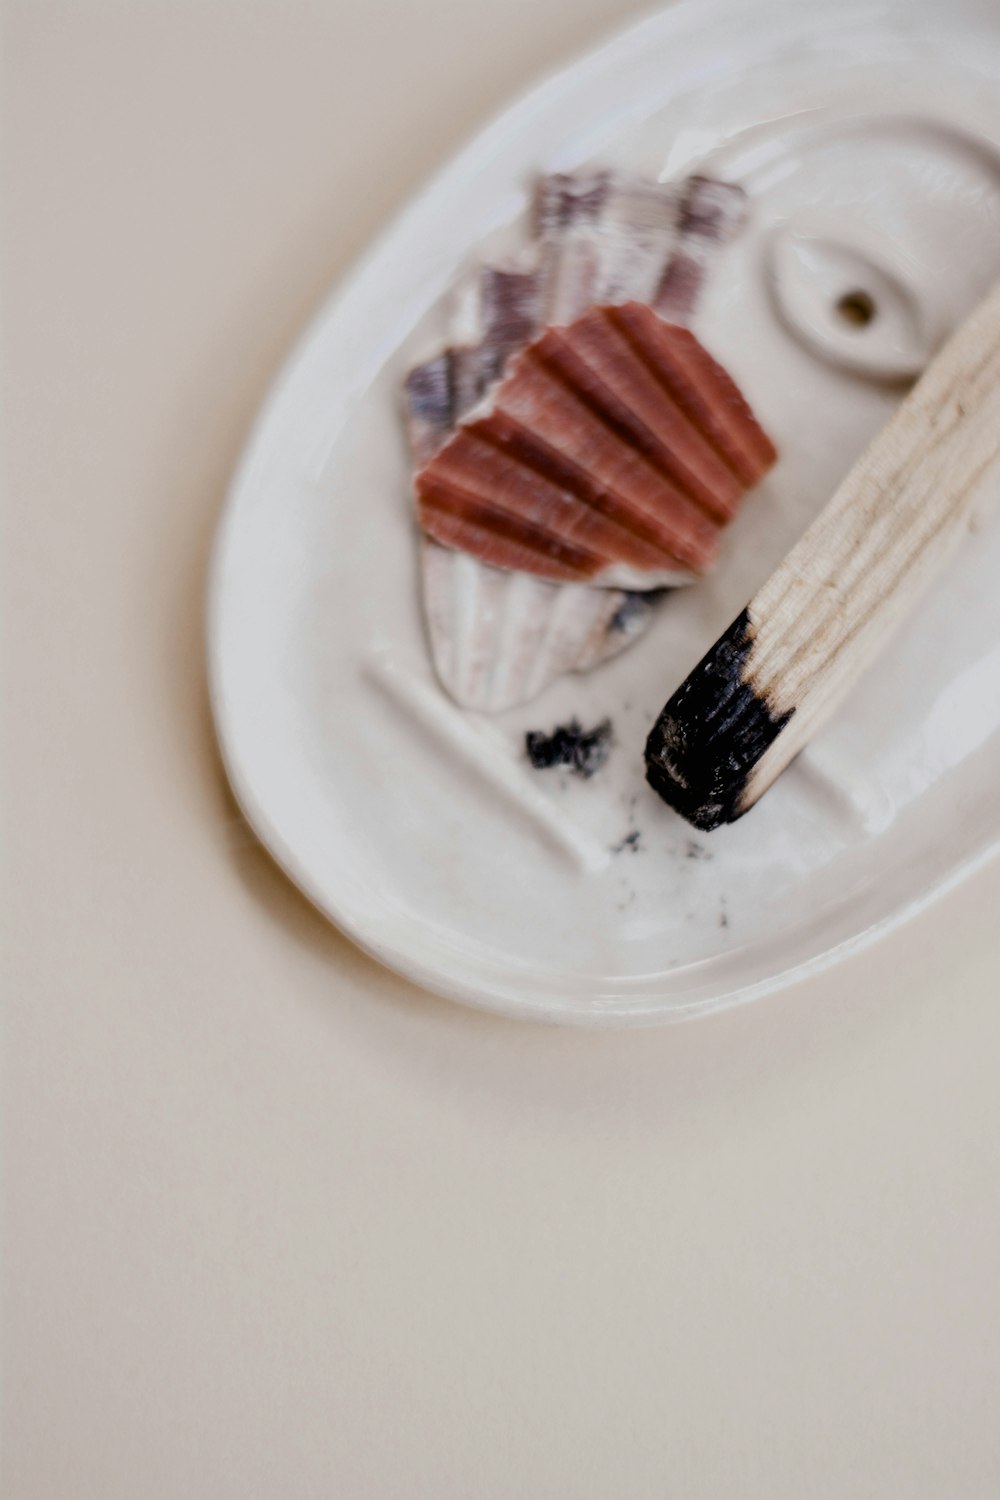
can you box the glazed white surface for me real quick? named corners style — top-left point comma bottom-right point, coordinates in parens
top-left (210, 0), bottom-right (1000, 1021)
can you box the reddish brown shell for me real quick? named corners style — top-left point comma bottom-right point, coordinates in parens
top-left (414, 301), bottom-right (777, 588)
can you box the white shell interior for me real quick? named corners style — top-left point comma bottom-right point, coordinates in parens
top-left (209, 0), bottom-right (1000, 1023)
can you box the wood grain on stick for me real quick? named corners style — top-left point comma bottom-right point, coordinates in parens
top-left (645, 276), bottom-right (1000, 830)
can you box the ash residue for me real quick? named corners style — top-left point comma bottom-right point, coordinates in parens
top-left (612, 830), bottom-right (642, 854)
top-left (525, 718), bottom-right (612, 779)
top-left (685, 839), bottom-right (713, 861)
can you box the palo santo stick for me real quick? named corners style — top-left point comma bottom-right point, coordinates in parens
top-left (645, 276), bottom-right (1000, 831)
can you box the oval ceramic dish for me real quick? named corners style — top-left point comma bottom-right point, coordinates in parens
top-left (209, 0), bottom-right (1000, 1024)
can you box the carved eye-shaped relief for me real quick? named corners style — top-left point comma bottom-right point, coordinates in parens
top-left (768, 224), bottom-right (930, 380)
top-left (719, 117), bottom-right (1000, 384)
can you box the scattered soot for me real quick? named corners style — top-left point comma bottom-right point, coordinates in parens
top-left (525, 718), bottom-right (613, 778)
top-left (685, 839), bottom-right (713, 861)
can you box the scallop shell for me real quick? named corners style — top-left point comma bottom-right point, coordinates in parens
top-left (653, 174), bottom-right (750, 319)
top-left (415, 302), bottom-right (776, 588)
top-left (535, 170), bottom-right (679, 321)
top-left (420, 539), bottom-right (659, 713)
top-left (403, 170), bottom-right (752, 710)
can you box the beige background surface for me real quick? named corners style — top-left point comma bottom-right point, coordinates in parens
top-left (5, 2), bottom-right (1000, 1495)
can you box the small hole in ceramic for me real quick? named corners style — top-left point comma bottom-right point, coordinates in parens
top-left (836, 289), bottom-right (876, 328)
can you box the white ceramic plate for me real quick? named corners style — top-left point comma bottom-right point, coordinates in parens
top-left (209, 0), bottom-right (1000, 1024)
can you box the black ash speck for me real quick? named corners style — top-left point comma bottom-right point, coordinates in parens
top-left (525, 718), bottom-right (612, 778)
top-left (611, 830), bottom-right (642, 854)
top-left (685, 839), bottom-right (712, 862)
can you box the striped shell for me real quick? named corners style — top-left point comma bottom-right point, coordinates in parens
top-left (415, 302), bottom-right (776, 589)
top-left (403, 169), bottom-right (753, 711)
top-left (421, 541), bottom-right (658, 713)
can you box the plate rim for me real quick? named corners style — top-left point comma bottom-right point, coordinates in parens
top-left (207, 0), bottom-right (1000, 1025)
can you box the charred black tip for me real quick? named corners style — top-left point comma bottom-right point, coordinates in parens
top-left (644, 608), bottom-right (793, 830)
